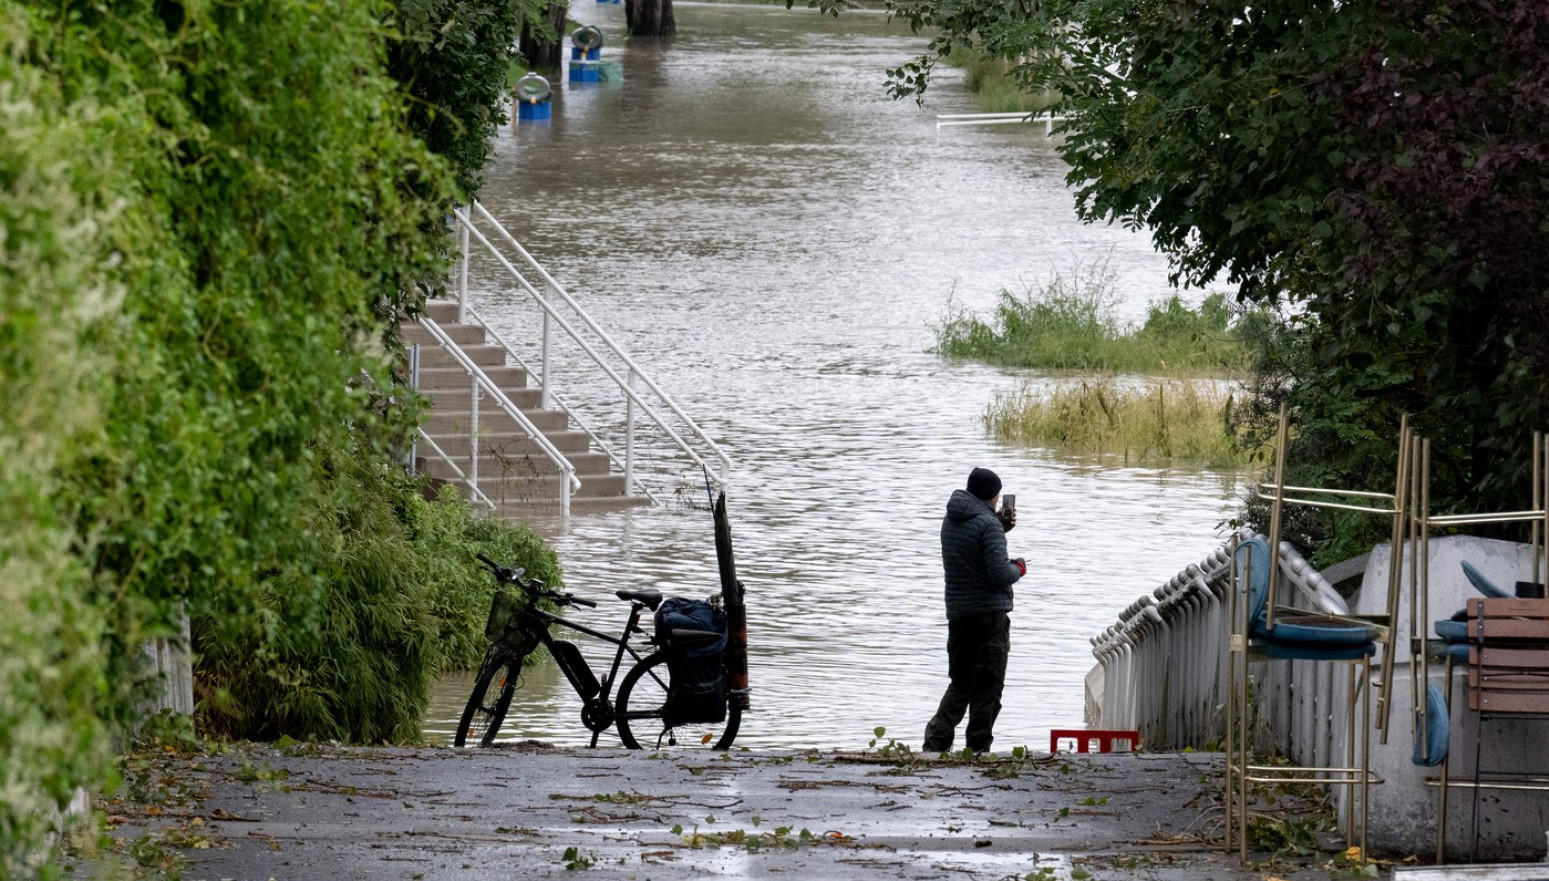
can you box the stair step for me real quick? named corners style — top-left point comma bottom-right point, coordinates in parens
top-left (416, 343), bottom-right (508, 369)
top-left (422, 409), bottom-right (569, 435)
top-left (421, 385), bottom-right (544, 411)
top-left (410, 297), bottom-right (662, 516)
top-left (472, 473), bottom-right (630, 500)
top-left (414, 365), bottom-right (530, 392)
top-left (417, 451), bottom-right (615, 481)
top-left (497, 496), bottom-right (653, 521)
top-left (422, 430), bottom-right (594, 457)
top-left (423, 299), bottom-right (463, 323)
top-left (401, 321), bottom-right (487, 347)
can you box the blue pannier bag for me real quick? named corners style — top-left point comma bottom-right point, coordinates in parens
top-left (654, 597), bottom-right (728, 725)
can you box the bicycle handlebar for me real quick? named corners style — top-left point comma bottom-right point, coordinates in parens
top-left (477, 553), bottom-right (596, 608)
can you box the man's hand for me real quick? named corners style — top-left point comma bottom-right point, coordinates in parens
top-left (998, 508), bottom-right (1017, 532)
top-left (1013, 558), bottom-right (1027, 577)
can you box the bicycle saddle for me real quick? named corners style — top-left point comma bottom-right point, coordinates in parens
top-left (616, 588), bottom-right (663, 610)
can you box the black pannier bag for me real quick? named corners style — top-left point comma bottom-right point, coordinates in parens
top-left (654, 597), bottom-right (729, 725)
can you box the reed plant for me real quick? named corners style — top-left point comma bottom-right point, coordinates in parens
top-left (933, 265), bottom-right (1251, 374)
top-left (985, 379), bottom-right (1255, 466)
top-left (946, 46), bottom-right (1053, 114)
top-left (195, 451), bottom-right (562, 744)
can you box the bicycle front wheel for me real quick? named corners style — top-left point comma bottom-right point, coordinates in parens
top-left (454, 654), bottom-right (521, 748)
top-left (615, 652), bottom-right (740, 750)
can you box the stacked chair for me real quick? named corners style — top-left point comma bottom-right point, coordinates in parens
top-left (1225, 406), bottom-right (1404, 860)
top-left (1414, 431), bottom-right (1549, 862)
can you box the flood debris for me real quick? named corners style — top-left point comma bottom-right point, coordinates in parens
top-left (81, 743), bottom-right (1354, 879)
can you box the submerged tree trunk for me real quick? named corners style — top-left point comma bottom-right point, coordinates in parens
top-left (625, 0), bottom-right (675, 37)
top-left (519, 3), bottom-right (568, 71)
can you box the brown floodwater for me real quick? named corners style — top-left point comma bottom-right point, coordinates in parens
top-left (426, 1), bottom-right (1245, 751)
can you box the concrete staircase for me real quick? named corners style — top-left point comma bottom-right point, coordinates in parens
top-left (401, 299), bottom-right (647, 517)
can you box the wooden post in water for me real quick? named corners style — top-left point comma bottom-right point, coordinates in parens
top-left (626, 0), bottom-right (676, 37)
top-left (714, 491), bottom-right (750, 710)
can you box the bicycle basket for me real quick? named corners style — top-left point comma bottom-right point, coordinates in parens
top-left (484, 588), bottom-right (525, 645)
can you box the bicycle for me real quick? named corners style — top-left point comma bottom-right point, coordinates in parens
top-left (454, 553), bottom-right (742, 750)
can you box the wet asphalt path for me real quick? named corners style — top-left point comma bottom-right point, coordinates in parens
top-left (93, 743), bottom-right (1345, 880)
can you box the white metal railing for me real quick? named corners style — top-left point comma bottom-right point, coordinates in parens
top-left (419, 315), bottom-right (580, 517)
top-left (464, 305), bottom-right (660, 506)
top-left (413, 427), bottom-right (496, 511)
top-left (406, 343), bottom-right (497, 511)
top-left (1088, 532), bottom-right (1357, 751)
top-left (936, 111), bottom-right (1072, 135)
top-left (450, 201), bottom-right (733, 496)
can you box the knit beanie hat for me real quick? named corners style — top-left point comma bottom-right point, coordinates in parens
top-left (966, 467), bottom-right (1002, 501)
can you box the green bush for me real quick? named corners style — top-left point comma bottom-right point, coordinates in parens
top-left (0, 18), bottom-right (120, 874)
top-left (3, 0), bottom-right (568, 867)
top-left (933, 266), bottom-right (1251, 374)
top-left (196, 455), bottom-right (563, 743)
top-left (407, 486), bottom-right (565, 672)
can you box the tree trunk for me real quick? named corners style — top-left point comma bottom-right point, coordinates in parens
top-left (520, 3), bottom-right (569, 71)
top-left (625, 0), bottom-right (675, 37)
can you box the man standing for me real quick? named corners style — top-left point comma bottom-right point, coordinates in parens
top-left (923, 467), bottom-right (1024, 754)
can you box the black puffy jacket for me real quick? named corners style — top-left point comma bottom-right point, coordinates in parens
top-left (940, 489), bottom-right (1022, 621)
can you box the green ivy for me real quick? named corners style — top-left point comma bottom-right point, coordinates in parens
top-left (3, 0), bottom-right (543, 867)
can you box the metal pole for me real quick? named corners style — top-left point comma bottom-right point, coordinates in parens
top-left (1378, 416), bottom-right (1410, 740)
top-left (408, 344), bottom-right (421, 475)
top-left (1239, 559), bottom-right (1250, 864)
top-left (470, 382), bottom-right (481, 495)
top-left (1418, 438), bottom-right (1432, 748)
top-left (560, 466), bottom-right (570, 520)
top-left (1436, 655), bottom-right (1454, 863)
top-left (1360, 656), bottom-right (1371, 861)
top-left (1408, 434), bottom-right (1423, 742)
top-left (624, 368), bottom-right (637, 495)
top-left (541, 311), bottom-right (552, 409)
top-left (1534, 431), bottom-right (1543, 585)
top-left (1346, 662), bottom-right (1357, 844)
top-left (458, 210), bottom-right (470, 324)
top-left (1266, 404), bottom-right (1290, 631)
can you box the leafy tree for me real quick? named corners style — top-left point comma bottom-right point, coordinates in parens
top-left (873, 0), bottom-right (1549, 551)
top-left (386, 0), bottom-right (531, 200)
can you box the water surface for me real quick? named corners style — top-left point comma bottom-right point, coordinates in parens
top-left (426, 2), bottom-right (1245, 751)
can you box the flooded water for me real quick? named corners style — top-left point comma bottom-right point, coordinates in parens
top-left (424, 2), bottom-right (1247, 751)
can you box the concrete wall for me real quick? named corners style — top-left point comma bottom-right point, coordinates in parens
top-left (1346, 537), bottom-right (1548, 860)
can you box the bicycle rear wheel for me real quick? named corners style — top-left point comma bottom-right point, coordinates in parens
top-left (454, 654), bottom-right (521, 748)
top-left (615, 652), bottom-right (740, 750)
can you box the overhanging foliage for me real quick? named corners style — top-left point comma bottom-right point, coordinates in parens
top-left (871, 0), bottom-right (1548, 550)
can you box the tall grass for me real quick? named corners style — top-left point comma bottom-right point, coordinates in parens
top-left (986, 379), bottom-right (1254, 466)
top-left (945, 46), bottom-right (1052, 114)
top-left (933, 264), bottom-right (1251, 374)
top-left (195, 453), bottom-right (563, 744)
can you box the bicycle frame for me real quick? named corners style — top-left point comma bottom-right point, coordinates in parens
top-left (518, 601), bottom-right (657, 748)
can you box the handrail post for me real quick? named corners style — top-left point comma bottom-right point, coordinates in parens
top-left (407, 344), bottom-right (421, 475)
top-left (624, 368), bottom-right (637, 495)
top-left (457, 209), bottom-right (470, 324)
top-left (470, 382), bottom-right (481, 494)
top-left (561, 468), bottom-right (571, 519)
top-left (540, 310), bottom-right (552, 409)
